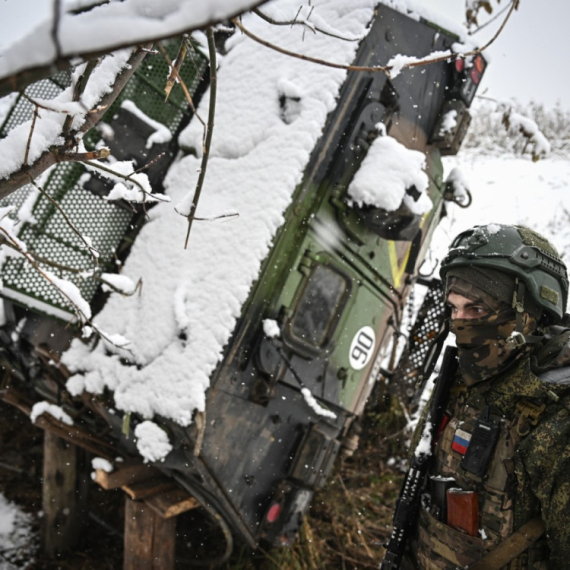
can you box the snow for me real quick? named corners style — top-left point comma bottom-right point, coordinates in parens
top-left (30, 401), bottom-right (74, 425)
top-left (414, 420), bottom-right (432, 457)
top-left (121, 100), bottom-right (172, 149)
top-left (0, 49), bottom-right (133, 182)
top-left (63, 0), bottom-right (381, 428)
top-left (387, 50), bottom-right (451, 79)
top-left (44, 271), bottom-right (92, 321)
top-left (347, 134), bottom-right (432, 215)
top-left (438, 109), bottom-right (458, 136)
top-left (101, 273), bottom-right (137, 295)
top-left (134, 420), bottom-right (173, 463)
top-left (92, 457), bottom-right (114, 473)
top-left (505, 111), bottom-right (551, 159)
top-left (263, 318), bottom-right (281, 339)
top-left (0, 494), bottom-right (35, 569)
top-left (0, 93), bottom-right (19, 125)
top-left (445, 167), bottom-right (471, 205)
top-left (301, 388), bottom-right (337, 420)
top-left (0, 1), bottom-right (264, 79)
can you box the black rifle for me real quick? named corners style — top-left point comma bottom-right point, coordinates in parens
top-left (380, 345), bottom-right (458, 570)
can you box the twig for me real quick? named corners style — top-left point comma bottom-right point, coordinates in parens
top-left (183, 36), bottom-right (205, 82)
top-left (253, 7), bottom-right (361, 41)
top-left (184, 27), bottom-right (217, 249)
top-left (51, 0), bottom-right (62, 59)
top-left (28, 175), bottom-right (101, 263)
top-left (233, 1), bottom-right (517, 76)
top-left (469, 1), bottom-right (514, 35)
top-left (128, 152), bottom-right (166, 177)
top-left (84, 159), bottom-right (169, 203)
top-left (164, 42), bottom-right (187, 101)
top-left (21, 91), bottom-right (71, 114)
top-left (0, 230), bottom-right (132, 349)
top-left (62, 58), bottom-right (99, 139)
top-left (156, 42), bottom-right (206, 129)
top-left (194, 212), bottom-right (239, 222)
top-left (0, 45), bottom-right (151, 199)
top-left (23, 104), bottom-right (39, 168)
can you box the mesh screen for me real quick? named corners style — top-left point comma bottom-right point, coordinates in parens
top-left (391, 279), bottom-right (446, 402)
top-left (0, 41), bottom-right (208, 320)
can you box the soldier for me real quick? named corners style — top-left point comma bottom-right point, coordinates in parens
top-left (402, 224), bottom-right (570, 569)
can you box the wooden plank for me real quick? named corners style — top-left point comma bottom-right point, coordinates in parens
top-left (122, 478), bottom-right (177, 500)
top-left (42, 431), bottom-right (84, 557)
top-left (145, 488), bottom-right (200, 519)
top-left (94, 463), bottom-right (158, 490)
top-left (124, 497), bottom-right (175, 570)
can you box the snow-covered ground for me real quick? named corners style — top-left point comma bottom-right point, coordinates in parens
top-left (0, 493), bottom-right (35, 569)
top-left (432, 154), bottom-right (570, 266)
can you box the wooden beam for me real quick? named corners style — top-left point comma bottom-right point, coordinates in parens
top-left (124, 497), bottom-right (175, 570)
top-left (145, 488), bottom-right (200, 519)
top-left (94, 463), bottom-right (158, 490)
top-left (42, 431), bottom-right (85, 557)
top-left (122, 479), bottom-right (177, 501)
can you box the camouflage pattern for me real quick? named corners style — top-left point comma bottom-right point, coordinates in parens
top-left (407, 355), bottom-right (570, 569)
top-left (449, 310), bottom-right (531, 386)
top-left (440, 224), bottom-right (568, 323)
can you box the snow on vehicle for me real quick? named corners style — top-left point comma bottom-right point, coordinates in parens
top-left (0, 0), bottom-right (485, 559)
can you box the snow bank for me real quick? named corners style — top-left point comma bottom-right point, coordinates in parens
top-left (63, 0), bottom-right (381, 427)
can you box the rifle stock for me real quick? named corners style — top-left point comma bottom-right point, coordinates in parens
top-left (380, 345), bottom-right (458, 570)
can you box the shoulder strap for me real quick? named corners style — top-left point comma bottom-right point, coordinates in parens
top-left (466, 517), bottom-right (545, 570)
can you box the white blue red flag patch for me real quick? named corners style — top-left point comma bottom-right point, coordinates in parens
top-left (452, 428), bottom-right (472, 455)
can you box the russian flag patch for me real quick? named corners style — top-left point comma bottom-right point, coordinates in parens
top-left (452, 428), bottom-right (472, 455)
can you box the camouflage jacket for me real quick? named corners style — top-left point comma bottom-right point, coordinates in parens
top-left (407, 355), bottom-right (570, 570)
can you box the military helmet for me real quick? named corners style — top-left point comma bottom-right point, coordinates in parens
top-left (440, 224), bottom-right (568, 323)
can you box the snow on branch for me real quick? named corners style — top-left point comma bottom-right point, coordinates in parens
top-left (231, 0), bottom-right (516, 79)
top-left (0, 0), bottom-right (267, 96)
top-left (502, 108), bottom-right (551, 161)
top-left (0, 46), bottom-right (150, 200)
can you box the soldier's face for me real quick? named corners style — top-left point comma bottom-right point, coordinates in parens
top-left (446, 292), bottom-right (491, 321)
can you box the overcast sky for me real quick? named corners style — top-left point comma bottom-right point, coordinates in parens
top-left (0, 0), bottom-right (568, 110)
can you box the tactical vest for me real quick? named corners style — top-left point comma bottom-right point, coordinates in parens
top-left (410, 358), bottom-right (570, 570)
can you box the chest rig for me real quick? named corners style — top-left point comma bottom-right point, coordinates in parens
top-left (413, 363), bottom-right (550, 570)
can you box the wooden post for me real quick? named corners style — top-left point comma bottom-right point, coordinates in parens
top-left (124, 496), bottom-right (176, 570)
top-left (42, 431), bottom-right (84, 557)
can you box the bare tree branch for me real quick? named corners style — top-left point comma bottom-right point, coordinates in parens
top-left (28, 176), bottom-right (101, 263)
top-left (23, 105), bottom-right (40, 168)
top-left (51, 0), bottom-right (63, 59)
top-left (0, 1), bottom-right (269, 98)
top-left (156, 42), bottom-right (206, 129)
top-left (0, 45), bottom-right (151, 200)
top-left (164, 42), bottom-right (187, 101)
top-left (184, 28), bottom-right (217, 249)
top-left (252, 7), bottom-right (361, 42)
top-left (232, 1), bottom-right (517, 75)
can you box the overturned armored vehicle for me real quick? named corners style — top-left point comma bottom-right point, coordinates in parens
top-left (0, 0), bottom-right (485, 560)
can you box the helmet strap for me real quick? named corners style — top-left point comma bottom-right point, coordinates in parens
top-left (512, 278), bottom-right (526, 333)
top-left (512, 278), bottom-right (544, 345)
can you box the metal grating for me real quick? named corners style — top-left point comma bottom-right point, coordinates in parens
top-left (390, 279), bottom-right (446, 402)
top-left (1, 163), bottom-right (132, 319)
top-left (0, 41), bottom-right (208, 321)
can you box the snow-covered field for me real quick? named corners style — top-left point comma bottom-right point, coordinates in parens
top-left (432, 153), bottom-right (570, 266)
